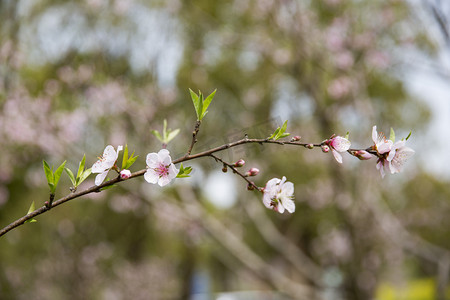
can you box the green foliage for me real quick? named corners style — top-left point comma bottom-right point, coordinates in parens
top-left (151, 119), bottom-right (180, 145)
top-left (64, 155), bottom-right (92, 189)
top-left (176, 163), bottom-right (192, 178)
top-left (43, 160), bottom-right (66, 194)
top-left (267, 120), bottom-right (290, 140)
top-left (390, 128), bottom-right (395, 142)
top-left (24, 201), bottom-right (37, 223)
top-left (189, 89), bottom-right (217, 121)
top-left (121, 145), bottom-right (138, 170)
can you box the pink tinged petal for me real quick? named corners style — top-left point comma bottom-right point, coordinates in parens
top-left (330, 136), bottom-right (351, 152)
top-left (372, 126), bottom-right (378, 144)
top-left (168, 163), bottom-right (179, 180)
top-left (144, 169), bottom-right (159, 184)
top-left (146, 153), bottom-right (161, 168)
top-left (389, 147), bottom-right (415, 174)
top-left (332, 149), bottom-right (343, 163)
top-left (277, 201), bottom-right (285, 214)
top-left (377, 140), bottom-right (393, 154)
top-left (376, 160), bottom-right (385, 178)
top-left (283, 198), bottom-right (296, 213)
top-left (158, 149), bottom-right (172, 166)
top-left (92, 160), bottom-right (107, 173)
top-left (95, 171), bottom-right (109, 186)
top-left (262, 193), bottom-right (272, 209)
top-left (158, 175), bottom-right (171, 187)
top-left (103, 145), bottom-right (118, 162)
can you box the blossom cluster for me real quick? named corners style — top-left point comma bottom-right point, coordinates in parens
top-left (90, 125), bottom-right (414, 217)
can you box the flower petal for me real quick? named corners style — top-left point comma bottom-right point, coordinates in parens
top-left (168, 163), bottom-right (179, 180)
top-left (95, 171), bottom-right (109, 186)
top-left (158, 149), bottom-right (172, 166)
top-left (144, 169), bottom-right (159, 184)
top-left (283, 198), bottom-right (296, 213)
top-left (330, 136), bottom-right (351, 152)
top-left (277, 202), bottom-right (285, 214)
top-left (92, 160), bottom-right (107, 173)
top-left (372, 126), bottom-right (377, 144)
top-left (146, 153), bottom-right (160, 168)
top-left (332, 149), bottom-right (343, 163)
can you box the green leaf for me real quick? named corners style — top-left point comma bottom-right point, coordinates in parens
top-left (268, 127), bottom-right (280, 140)
top-left (124, 155), bottom-right (138, 169)
top-left (197, 91), bottom-right (204, 120)
top-left (64, 168), bottom-right (76, 186)
top-left (166, 128), bottom-right (180, 143)
top-left (151, 130), bottom-right (163, 143)
top-left (122, 144), bottom-right (129, 170)
top-left (389, 128), bottom-right (395, 142)
top-left (176, 163), bottom-right (192, 178)
top-left (405, 130), bottom-right (412, 141)
top-left (43, 160), bottom-right (54, 187)
top-left (278, 133), bottom-right (291, 139)
top-left (77, 155), bottom-right (86, 179)
top-left (201, 89), bottom-right (216, 119)
top-left (189, 88), bottom-right (201, 120)
top-left (344, 131), bottom-right (350, 140)
top-left (77, 168), bottom-right (92, 186)
top-left (24, 201), bottom-right (37, 223)
top-left (53, 161), bottom-right (66, 193)
top-left (280, 120), bottom-right (288, 134)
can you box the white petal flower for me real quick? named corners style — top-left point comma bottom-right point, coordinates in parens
top-left (92, 145), bottom-right (122, 185)
top-left (388, 141), bottom-right (415, 174)
top-left (263, 176), bottom-right (295, 214)
top-left (144, 149), bottom-right (179, 187)
top-left (372, 126), bottom-right (392, 154)
top-left (328, 136), bottom-right (351, 164)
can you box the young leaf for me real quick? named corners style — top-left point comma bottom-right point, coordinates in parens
top-left (278, 133), bottom-right (291, 139)
top-left (77, 168), bottom-right (92, 186)
top-left (43, 160), bottom-right (54, 188)
top-left (122, 144), bottom-right (129, 170)
top-left (167, 128), bottom-right (180, 143)
top-left (280, 120), bottom-right (288, 135)
top-left (24, 201), bottom-right (37, 223)
top-left (151, 130), bottom-right (163, 143)
top-left (64, 168), bottom-right (76, 186)
top-left (77, 155), bottom-right (86, 179)
top-left (53, 161), bottom-right (66, 193)
top-left (201, 89), bottom-right (217, 119)
top-left (124, 155), bottom-right (138, 169)
top-left (405, 130), bottom-right (412, 141)
top-left (163, 119), bottom-right (168, 141)
top-left (390, 128), bottom-right (395, 142)
top-left (189, 88), bottom-right (201, 120)
top-left (268, 127), bottom-right (281, 140)
top-left (197, 91), bottom-right (204, 120)
top-left (176, 163), bottom-right (193, 178)
top-left (344, 131), bottom-right (350, 140)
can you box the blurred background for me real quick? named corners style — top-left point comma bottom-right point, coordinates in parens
top-left (1, 0), bottom-right (450, 299)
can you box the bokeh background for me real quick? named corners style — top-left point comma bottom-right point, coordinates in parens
top-left (1, 0), bottom-right (450, 299)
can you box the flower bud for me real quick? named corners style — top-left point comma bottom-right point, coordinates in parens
top-left (306, 144), bottom-right (314, 149)
top-left (321, 145), bottom-right (330, 153)
top-left (222, 165), bottom-right (228, 173)
top-left (234, 159), bottom-right (245, 167)
top-left (247, 183), bottom-right (255, 190)
top-left (351, 150), bottom-right (373, 160)
top-left (120, 169), bottom-right (132, 179)
top-left (291, 136), bottom-right (301, 142)
top-left (246, 168), bottom-right (260, 176)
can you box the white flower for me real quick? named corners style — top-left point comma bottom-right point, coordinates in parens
top-left (263, 176), bottom-right (295, 214)
top-left (92, 145), bottom-right (123, 186)
top-left (328, 136), bottom-right (351, 163)
top-left (372, 126), bottom-right (392, 154)
top-left (387, 141), bottom-right (415, 174)
top-left (144, 149), bottom-right (179, 187)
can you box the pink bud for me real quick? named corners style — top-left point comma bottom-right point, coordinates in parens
top-left (321, 145), bottom-right (330, 153)
top-left (246, 168), bottom-right (260, 176)
top-left (291, 136), bottom-right (301, 142)
top-left (351, 150), bottom-right (373, 160)
top-left (234, 159), bottom-right (245, 167)
top-left (120, 169), bottom-right (131, 179)
top-left (306, 144), bottom-right (314, 149)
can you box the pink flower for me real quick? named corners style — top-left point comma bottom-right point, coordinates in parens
top-left (144, 149), bottom-right (178, 187)
top-left (92, 145), bottom-right (123, 185)
top-left (327, 136), bottom-right (351, 163)
top-left (263, 176), bottom-right (295, 214)
top-left (120, 169), bottom-right (131, 180)
top-left (246, 168), bottom-right (260, 176)
top-left (371, 126), bottom-right (414, 177)
top-left (387, 141), bottom-right (415, 174)
top-left (351, 150), bottom-right (373, 160)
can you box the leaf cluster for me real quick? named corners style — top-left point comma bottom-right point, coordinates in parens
top-left (267, 120), bottom-right (290, 141)
top-left (189, 89), bottom-right (217, 121)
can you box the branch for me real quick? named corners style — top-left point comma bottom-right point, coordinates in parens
top-left (0, 137), bottom-right (347, 238)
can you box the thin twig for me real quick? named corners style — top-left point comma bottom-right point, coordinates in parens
top-left (0, 137), bottom-right (332, 237)
top-left (186, 120), bottom-right (201, 156)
